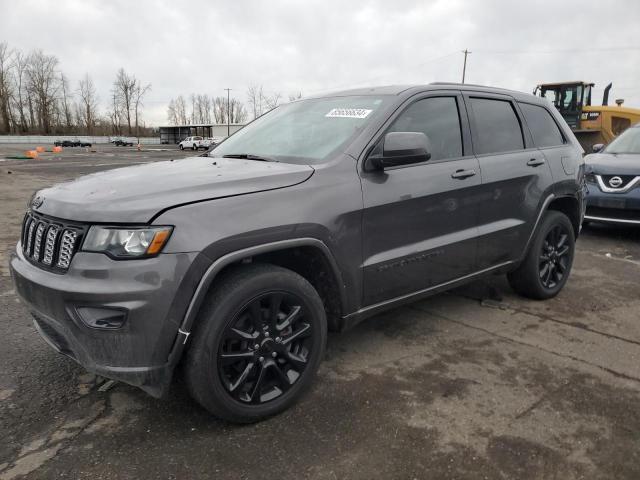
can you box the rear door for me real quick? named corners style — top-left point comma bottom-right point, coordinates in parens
top-left (360, 92), bottom-right (482, 305)
top-left (464, 93), bottom-right (554, 269)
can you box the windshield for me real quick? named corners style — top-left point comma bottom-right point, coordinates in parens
top-left (604, 126), bottom-right (640, 154)
top-left (212, 95), bottom-right (392, 164)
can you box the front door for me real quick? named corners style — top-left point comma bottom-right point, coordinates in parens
top-left (360, 93), bottom-right (482, 305)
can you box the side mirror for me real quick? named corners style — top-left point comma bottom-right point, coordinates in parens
top-left (592, 143), bottom-right (605, 153)
top-left (367, 132), bottom-right (431, 170)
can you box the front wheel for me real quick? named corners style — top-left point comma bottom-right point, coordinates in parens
top-left (179, 144), bottom-right (184, 150)
top-left (192, 143), bottom-right (197, 150)
top-left (508, 210), bottom-right (575, 300)
top-left (185, 263), bottom-right (327, 423)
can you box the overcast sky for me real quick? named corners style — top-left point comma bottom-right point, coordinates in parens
top-left (2, 0), bottom-right (639, 126)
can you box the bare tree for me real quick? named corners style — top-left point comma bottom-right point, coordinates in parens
top-left (230, 98), bottom-right (247, 123)
top-left (133, 82), bottom-right (151, 137)
top-left (108, 90), bottom-right (122, 134)
top-left (174, 95), bottom-right (187, 124)
top-left (263, 92), bottom-right (282, 110)
top-left (288, 91), bottom-right (303, 102)
top-left (212, 96), bottom-right (227, 124)
top-left (60, 73), bottom-right (74, 129)
top-left (12, 51), bottom-right (29, 131)
top-left (167, 99), bottom-right (177, 125)
top-left (246, 84), bottom-right (264, 120)
top-left (113, 68), bottom-right (136, 134)
top-left (26, 49), bottom-right (60, 134)
top-left (78, 73), bottom-right (99, 134)
top-left (0, 42), bottom-right (14, 133)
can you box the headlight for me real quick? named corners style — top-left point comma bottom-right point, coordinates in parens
top-left (82, 226), bottom-right (173, 258)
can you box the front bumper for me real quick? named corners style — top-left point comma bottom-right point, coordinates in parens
top-left (585, 183), bottom-right (640, 225)
top-left (10, 244), bottom-right (199, 397)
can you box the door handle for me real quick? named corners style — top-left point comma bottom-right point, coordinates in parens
top-left (527, 158), bottom-right (546, 167)
top-left (451, 169), bottom-right (476, 180)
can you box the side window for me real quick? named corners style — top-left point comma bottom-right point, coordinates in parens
top-left (387, 97), bottom-right (463, 161)
top-left (469, 97), bottom-right (524, 154)
top-left (519, 103), bottom-right (565, 148)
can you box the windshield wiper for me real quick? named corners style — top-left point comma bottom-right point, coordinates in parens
top-left (222, 153), bottom-right (279, 162)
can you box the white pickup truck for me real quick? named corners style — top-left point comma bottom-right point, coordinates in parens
top-left (178, 136), bottom-right (205, 150)
top-left (178, 136), bottom-right (224, 150)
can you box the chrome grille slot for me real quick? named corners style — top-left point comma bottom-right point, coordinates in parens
top-left (20, 212), bottom-right (84, 273)
top-left (57, 230), bottom-right (78, 269)
top-left (25, 221), bottom-right (36, 257)
top-left (42, 226), bottom-right (59, 265)
top-left (33, 223), bottom-right (46, 260)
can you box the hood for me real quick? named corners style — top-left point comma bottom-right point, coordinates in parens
top-left (585, 152), bottom-right (640, 176)
top-left (32, 156), bottom-right (314, 223)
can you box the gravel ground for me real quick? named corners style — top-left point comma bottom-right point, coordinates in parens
top-left (1, 144), bottom-right (639, 479)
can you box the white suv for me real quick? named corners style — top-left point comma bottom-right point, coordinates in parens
top-left (178, 136), bottom-right (204, 150)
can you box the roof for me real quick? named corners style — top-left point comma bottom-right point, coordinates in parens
top-left (537, 81), bottom-right (595, 88)
top-left (310, 83), bottom-right (539, 102)
top-left (158, 123), bottom-right (245, 129)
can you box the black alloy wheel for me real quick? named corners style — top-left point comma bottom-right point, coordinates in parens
top-left (218, 291), bottom-right (313, 405)
top-left (539, 224), bottom-right (571, 289)
top-left (185, 263), bottom-right (326, 423)
top-left (507, 210), bottom-right (575, 300)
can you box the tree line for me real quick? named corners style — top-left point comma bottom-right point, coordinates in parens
top-left (166, 85), bottom-right (303, 126)
top-left (0, 41), bottom-right (152, 136)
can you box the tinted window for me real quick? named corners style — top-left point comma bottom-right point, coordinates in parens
top-left (470, 98), bottom-right (524, 154)
top-left (387, 97), bottom-right (463, 160)
top-left (519, 103), bottom-right (565, 148)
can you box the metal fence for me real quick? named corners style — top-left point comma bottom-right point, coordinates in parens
top-left (0, 135), bottom-right (161, 145)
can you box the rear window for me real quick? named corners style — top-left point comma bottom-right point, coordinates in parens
top-left (470, 98), bottom-right (524, 154)
top-left (519, 103), bottom-right (565, 148)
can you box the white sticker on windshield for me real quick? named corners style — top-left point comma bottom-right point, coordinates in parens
top-left (325, 108), bottom-right (372, 119)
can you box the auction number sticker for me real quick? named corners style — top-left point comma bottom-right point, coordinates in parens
top-left (325, 108), bottom-right (372, 119)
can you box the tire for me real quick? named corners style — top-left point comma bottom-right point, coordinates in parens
top-left (192, 143), bottom-right (197, 150)
top-left (185, 263), bottom-right (327, 423)
top-left (507, 210), bottom-right (575, 300)
top-left (179, 144), bottom-right (184, 150)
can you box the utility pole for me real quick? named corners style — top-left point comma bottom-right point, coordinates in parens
top-left (224, 88), bottom-right (232, 136)
top-left (461, 49), bottom-right (471, 84)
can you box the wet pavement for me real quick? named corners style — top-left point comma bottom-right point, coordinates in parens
top-left (1, 144), bottom-right (639, 479)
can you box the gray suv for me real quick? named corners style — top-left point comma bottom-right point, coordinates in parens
top-left (10, 84), bottom-right (585, 422)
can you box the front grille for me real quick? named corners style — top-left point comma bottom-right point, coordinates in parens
top-left (21, 211), bottom-right (85, 273)
top-left (600, 175), bottom-right (637, 189)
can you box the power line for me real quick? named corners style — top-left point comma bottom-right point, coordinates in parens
top-left (476, 46), bottom-right (640, 54)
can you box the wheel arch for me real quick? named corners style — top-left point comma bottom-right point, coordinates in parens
top-left (173, 238), bottom-right (347, 357)
top-left (547, 195), bottom-right (581, 237)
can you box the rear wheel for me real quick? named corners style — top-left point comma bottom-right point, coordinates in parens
top-left (508, 210), bottom-right (575, 299)
top-left (192, 143), bottom-right (197, 150)
top-left (185, 263), bottom-right (327, 423)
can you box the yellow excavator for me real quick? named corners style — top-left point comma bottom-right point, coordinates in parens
top-left (533, 81), bottom-right (640, 151)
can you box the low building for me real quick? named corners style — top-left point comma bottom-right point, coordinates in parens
top-left (158, 124), bottom-right (245, 144)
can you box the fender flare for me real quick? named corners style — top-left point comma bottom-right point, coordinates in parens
top-left (165, 237), bottom-right (347, 365)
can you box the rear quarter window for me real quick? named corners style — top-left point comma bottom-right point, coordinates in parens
top-left (519, 102), bottom-right (566, 148)
top-left (469, 97), bottom-right (524, 155)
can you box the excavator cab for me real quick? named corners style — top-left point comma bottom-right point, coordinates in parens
top-left (533, 81), bottom-right (594, 130)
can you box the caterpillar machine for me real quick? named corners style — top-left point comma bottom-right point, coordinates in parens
top-left (533, 81), bottom-right (640, 151)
